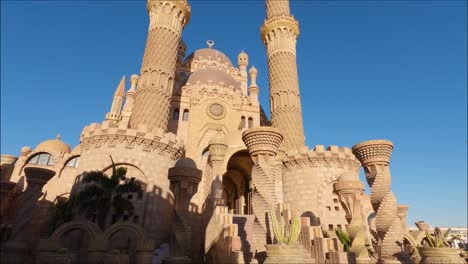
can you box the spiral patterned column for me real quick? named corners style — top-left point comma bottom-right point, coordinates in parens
top-left (242, 127), bottom-right (283, 233)
top-left (261, 0), bottom-right (305, 151)
top-left (352, 140), bottom-right (410, 264)
top-left (130, 0), bottom-right (190, 132)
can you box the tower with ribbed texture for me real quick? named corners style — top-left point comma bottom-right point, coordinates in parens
top-left (261, 0), bottom-right (305, 151)
top-left (130, 0), bottom-right (191, 132)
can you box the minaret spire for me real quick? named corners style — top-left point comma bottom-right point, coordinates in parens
top-left (261, 0), bottom-right (305, 151)
top-left (130, 0), bottom-right (191, 132)
top-left (106, 75), bottom-right (126, 121)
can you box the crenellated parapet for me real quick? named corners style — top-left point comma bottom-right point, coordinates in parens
top-left (80, 123), bottom-right (185, 160)
top-left (283, 145), bottom-right (361, 172)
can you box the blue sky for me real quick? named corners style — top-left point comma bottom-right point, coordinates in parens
top-left (1, 1), bottom-right (466, 227)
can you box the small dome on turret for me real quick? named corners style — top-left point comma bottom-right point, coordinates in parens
top-left (174, 157), bottom-right (197, 169)
top-left (35, 134), bottom-right (71, 154)
top-left (238, 50), bottom-right (249, 69)
top-left (20, 146), bottom-right (32, 156)
top-left (249, 65), bottom-right (257, 75)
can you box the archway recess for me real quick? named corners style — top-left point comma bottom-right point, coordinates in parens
top-left (223, 151), bottom-right (253, 215)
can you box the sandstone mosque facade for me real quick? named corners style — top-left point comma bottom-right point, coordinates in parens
top-left (1, 1), bottom-right (455, 264)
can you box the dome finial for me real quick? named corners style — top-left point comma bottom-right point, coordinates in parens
top-left (207, 40), bottom-right (214, 48)
top-left (56, 133), bottom-right (61, 140)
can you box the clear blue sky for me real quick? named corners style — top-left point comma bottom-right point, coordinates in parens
top-left (1, 1), bottom-right (466, 227)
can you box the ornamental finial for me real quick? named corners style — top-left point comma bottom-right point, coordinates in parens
top-left (207, 40), bottom-right (214, 48)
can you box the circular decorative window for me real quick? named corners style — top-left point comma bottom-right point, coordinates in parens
top-left (179, 71), bottom-right (187, 78)
top-left (207, 103), bottom-right (226, 120)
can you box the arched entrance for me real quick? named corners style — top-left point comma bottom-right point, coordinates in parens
top-left (222, 151), bottom-right (253, 215)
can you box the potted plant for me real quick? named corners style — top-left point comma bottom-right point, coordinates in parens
top-left (418, 227), bottom-right (465, 264)
top-left (263, 209), bottom-right (305, 264)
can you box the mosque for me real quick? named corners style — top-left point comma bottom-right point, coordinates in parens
top-left (2, 1), bottom-right (461, 264)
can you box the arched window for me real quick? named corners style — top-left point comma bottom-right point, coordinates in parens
top-left (182, 109), bottom-right (189, 121)
top-left (28, 153), bottom-right (54, 166)
top-left (241, 116), bottom-right (246, 128)
top-left (173, 108), bottom-right (180, 120)
top-left (65, 156), bottom-right (80, 168)
top-left (248, 117), bottom-right (253, 128)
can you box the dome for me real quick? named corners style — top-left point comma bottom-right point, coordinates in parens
top-left (35, 135), bottom-right (70, 154)
top-left (182, 68), bottom-right (240, 89)
top-left (71, 145), bottom-right (81, 155)
top-left (184, 48), bottom-right (233, 66)
top-left (174, 158), bottom-right (197, 169)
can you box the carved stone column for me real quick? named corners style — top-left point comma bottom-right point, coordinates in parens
top-left (352, 140), bottom-right (411, 264)
top-left (2, 167), bottom-right (55, 264)
top-left (208, 137), bottom-right (228, 206)
top-left (242, 126), bottom-right (283, 232)
top-left (165, 158), bottom-right (202, 264)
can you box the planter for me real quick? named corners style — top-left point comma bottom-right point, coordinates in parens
top-left (263, 244), bottom-right (306, 264)
top-left (417, 247), bottom-right (465, 264)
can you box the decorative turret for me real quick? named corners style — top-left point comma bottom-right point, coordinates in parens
top-left (248, 66), bottom-right (259, 106)
top-left (119, 74), bottom-right (139, 128)
top-left (166, 158), bottom-right (202, 263)
top-left (105, 75), bottom-right (126, 122)
top-left (130, 0), bottom-right (191, 132)
top-left (261, 0), bottom-right (305, 151)
top-left (237, 50), bottom-right (249, 95)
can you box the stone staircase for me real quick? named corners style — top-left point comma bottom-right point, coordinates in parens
top-left (233, 214), bottom-right (267, 264)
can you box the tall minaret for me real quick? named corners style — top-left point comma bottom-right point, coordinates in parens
top-left (261, 0), bottom-right (305, 151)
top-left (130, 0), bottom-right (191, 132)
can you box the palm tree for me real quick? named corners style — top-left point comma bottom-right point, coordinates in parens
top-left (49, 193), bottom-right (76, 234)
top-left (76, 156), bottom-right (142, 229)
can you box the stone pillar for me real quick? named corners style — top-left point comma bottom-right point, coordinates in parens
top-left (130, 0), bottom-right (190, 132)
top-left (2, 167), bottom-right (55, 264)
top-left (242, 127), bottom-right (283, 232)
top-left (208, 138), bottom-right (228, 206)
top-left (261, 0), bottom-right (305, 151)
top-left (165, 158), bottom-right (202, 264)
top-left (352, 140), bottom-right (410, 264)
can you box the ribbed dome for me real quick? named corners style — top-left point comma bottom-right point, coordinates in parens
top-left (35, 135), bottom-right (70, 153)
top-left (185, 48), bottom-right (233, 66)
top-left (182, 68), bottom-right (240, 89)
